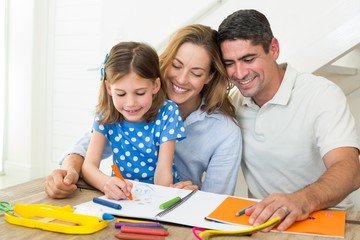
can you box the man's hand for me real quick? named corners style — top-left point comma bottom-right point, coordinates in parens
top-left (247, 148), bottom-right (360, 232)
top-left (170, 181), bottom-right (199, 190)
top-left (246, 192), bottom-right (310, 232)
top-left (44, 168), bottom-right (79, 198)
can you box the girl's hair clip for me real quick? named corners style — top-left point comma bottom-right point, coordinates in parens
top-left (100, 53), bottom-right (109, 80)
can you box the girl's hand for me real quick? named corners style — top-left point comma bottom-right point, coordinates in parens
top-left (103, 177), bottom-right (133, 200)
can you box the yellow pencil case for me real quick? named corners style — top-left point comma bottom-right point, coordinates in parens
top-left (4, 203), bottom-right (108, 234)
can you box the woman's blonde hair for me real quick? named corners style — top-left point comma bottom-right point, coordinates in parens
top-left (97, 42), bottom-right (166, 124)
top-left (159, 24), bottom-right (236, 120)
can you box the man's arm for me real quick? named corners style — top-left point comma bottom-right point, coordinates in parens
top-left (44, 154), bottom-right (84, 198)
top-left (45, 131), bottom-right (113, 198)
top-left (247, 147), bottom-right (360, 231)
top-left (45, 131), bottom-right (92, 198)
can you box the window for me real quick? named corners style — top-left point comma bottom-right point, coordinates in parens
top-left (0, 0), bottom-right (7, 173)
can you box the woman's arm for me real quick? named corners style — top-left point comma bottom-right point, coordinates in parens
top-left (201, 120), bottom-right (242, 195)
top-left (81, 131), bottom-right (109, 190)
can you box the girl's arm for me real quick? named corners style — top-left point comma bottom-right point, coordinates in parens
top-left (81, 131), bottom-right (110, 190)
top-left (81, 131), bottom-right (132, 200)
top-left (154, 139), bottom-right (176, 186)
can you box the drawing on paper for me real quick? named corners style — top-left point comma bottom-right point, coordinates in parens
top-left (132, 183), bottom-right (156, 204)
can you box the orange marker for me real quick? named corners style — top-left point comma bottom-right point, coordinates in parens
top-left (111, 164), bottom-right (133, 200)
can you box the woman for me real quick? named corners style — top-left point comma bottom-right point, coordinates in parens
top-left (45, 24), bottom-right (242, 198)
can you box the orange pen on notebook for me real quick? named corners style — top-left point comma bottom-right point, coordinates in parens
top-left (111, 164), bottom-right (133, 200)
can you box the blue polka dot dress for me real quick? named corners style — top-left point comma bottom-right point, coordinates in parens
top-left (93, 100), bottom-right (186, 184)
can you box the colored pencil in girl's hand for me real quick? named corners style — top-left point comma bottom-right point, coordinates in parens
top-left (111, 164), bottom-right (133, 200)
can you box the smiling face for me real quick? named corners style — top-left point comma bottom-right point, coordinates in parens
top-left (106, 72), bottom-right (160, 122)
top-left (220, 38), bottom-right (280, 107)
top-left (165, 42), bottom-right (213, 116)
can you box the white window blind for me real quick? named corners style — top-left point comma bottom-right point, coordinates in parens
top-left (0, 0), bottom-right (7, 174)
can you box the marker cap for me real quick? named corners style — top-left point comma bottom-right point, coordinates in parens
top-left (102, 213), bottom-right (114, 220)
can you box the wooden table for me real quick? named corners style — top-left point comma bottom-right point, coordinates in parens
top-left (1, 178), bottom-right (360, 239)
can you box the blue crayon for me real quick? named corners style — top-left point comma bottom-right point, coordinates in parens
top-left (93, 197), bottom-right (122, 210)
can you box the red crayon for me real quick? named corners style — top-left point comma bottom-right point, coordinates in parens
top-left (120, 225), bottom-right (169, 236)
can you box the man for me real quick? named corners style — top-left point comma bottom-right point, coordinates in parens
top-left (217, 9), bottom-right (360, 231)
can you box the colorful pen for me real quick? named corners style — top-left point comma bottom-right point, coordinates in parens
top-left (115, 222), bottom-right (163, 228)
top-left (159, 196), bottom-right (181, 210)
top-left (116, 217), bottom-right (153, 223)
top-left (121, 225), bottom-right (169, 236)
top-left (74, 206), bottom-right (114, 220)
top-left (112, 164), bottom-right (133, 200)
top-left (93, 197), bottom-right (122, 210)
top-left (235, 204), bottom-right (255, 216)
top-left (114, 232), bottom-right (165, 240)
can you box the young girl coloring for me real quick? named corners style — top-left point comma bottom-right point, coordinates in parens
top-left (82, 42), bottom-right (186, 200)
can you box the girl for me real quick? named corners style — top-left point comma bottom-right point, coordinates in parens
top-left (81, 42), bottom-right (186, 200)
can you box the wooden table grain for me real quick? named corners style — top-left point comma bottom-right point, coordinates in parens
top-left (1, 178), bottom-right (360, 240)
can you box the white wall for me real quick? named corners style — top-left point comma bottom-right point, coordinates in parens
top-left (48, 0), bottom-right (102, 172)
top-left (316, 46), bottom-right (360, 135)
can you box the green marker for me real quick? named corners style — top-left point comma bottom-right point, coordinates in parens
top-left (159, 196), bottom-right (181, 210)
